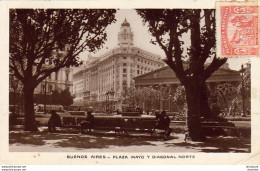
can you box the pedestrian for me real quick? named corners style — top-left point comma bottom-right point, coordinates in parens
top-left (48, 110), bottom-right (62, 132)
top-left (233, 102), bottom-right (238, 116)
top-left (184, 126), bottom-right (189, 142)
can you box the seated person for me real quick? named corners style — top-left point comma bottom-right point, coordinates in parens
top-left (152, 110), bottom-right (172, 138)
top-left (48, 110), bottom-right (62, 132)
top-left (80, 111), bottom-right (95, 133)
top-left (9, 109), bottom-right (18, 128)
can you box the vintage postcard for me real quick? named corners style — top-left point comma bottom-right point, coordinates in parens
top-left (0, 0), bottom-right (260, 165)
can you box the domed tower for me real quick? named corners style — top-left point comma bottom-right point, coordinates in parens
top-left (118, 18), bottom-right (134, 47)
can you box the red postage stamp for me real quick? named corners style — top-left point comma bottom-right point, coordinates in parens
top-left (217, 3), bottom-right (259, 57)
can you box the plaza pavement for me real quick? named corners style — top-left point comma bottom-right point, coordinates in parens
top-left (9, 127), bottom-right (250, 153)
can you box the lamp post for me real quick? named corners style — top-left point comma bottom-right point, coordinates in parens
top-left (110, 89), bottom-right (115, 113)
top-left (106, 89), bottom-right (115, 114)
top-left (106, 91), bottom-right (109, 113)
top-left (240, 64), bottom-right (246, 117)
top-left (157, 84), bottom-right (162, 112)
top-left (169, 95), bottom-right (172, 112)
top-left (44, 79), bottom-right (47, 114)
top-left (50, 91), bottom-right (53, 105)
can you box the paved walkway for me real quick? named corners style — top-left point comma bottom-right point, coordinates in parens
top-left (9, 127), bottom-right (250, 153)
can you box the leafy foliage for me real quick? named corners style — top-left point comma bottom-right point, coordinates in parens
top-left (136, 9), bottom-right (227, 84)
top-left (10, 9), bottom-right (117, 86)
top-left (208, 83), bottom-right (239, 115)
top-left (172, 85), bottom-right (187, 115)
top-left (136, 9), bottom-right (228, 141)
top-left (124, 87), bottom-right (143, 108)
top-left (9, 9), bottom-right (116, 131)
top-left (238, 63), bottom-right (251, 100)
top-left (34, 89), bottom-right (73, 106)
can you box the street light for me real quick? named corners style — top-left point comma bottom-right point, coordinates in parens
top-left (44, 79), bottom-right (47, 114)
top-left (154, 84), bottom-right (161, 112)
top-left (160, 84), bottom-right (169, 111)
top-left (110, 89), bottom-right (115, 113)
top-left (240, 64), bottom-right (246, 117)
top-left (169, 95), bottom-right (172, 112)
top-left (105, 89), bottom-right (115, 114)
top-left (105, 91), bottom-right (109, 113)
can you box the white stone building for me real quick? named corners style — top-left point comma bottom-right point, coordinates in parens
top-left (34, 67), bottom-right (73, 95)
top-left (73, 19), bottom-right (165, 111)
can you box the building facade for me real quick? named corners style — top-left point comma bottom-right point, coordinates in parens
top-left (9, 49), bottom-right (73, 114)
top-left (34, 67), bottom-right (73, 95)
top-left (133, 63), bottom-right (250, 115)
top-left (33, 44), bottom-right (74, 95)
top-left (73, 19), bottom-right (165, 111)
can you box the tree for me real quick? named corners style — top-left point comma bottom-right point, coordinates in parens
top-left (238, 62), bottom-right (251, 115)
top-left (10, 9), bottom-right (116, 131)
top-left (238, 63), bottom-right (251, 100)
top-left (172, 85), bottom-right (187, 114)
top-left (137, 9), bottom-right (227, 141)
top-left (34, 89), bottom-right (73, 106)
top-left (141, 87), bottom-right (158, 112)
top-left (209, 83), bottom-right (239, 114)
top-left (124, 87), bottom-right (143, 108)
top-left (59, 89), bottom-right (73, 106)
top-left (9, 74), bottom-right (24, 113)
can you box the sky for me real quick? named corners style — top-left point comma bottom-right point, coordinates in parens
top-left (78, 9), bottom-right (250, 71)
top-left (79, 9), bottom-right (165, 60)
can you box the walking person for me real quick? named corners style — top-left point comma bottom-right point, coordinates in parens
top-left (233, 102), bottom-right (238, 117)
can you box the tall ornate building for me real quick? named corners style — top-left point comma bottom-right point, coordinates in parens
top-left (73, 19), bottom-right (165, 111)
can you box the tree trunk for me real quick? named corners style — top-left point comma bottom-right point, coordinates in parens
top-left (185, 82), bottom-right (206, 142)
top-left (200, 83), bottom-right (211, 118)
top-left (23, 84), bottom-right (38, 131)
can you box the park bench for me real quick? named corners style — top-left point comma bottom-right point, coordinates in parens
top-left (121, 112), bottom-right (142, 117)
top-left (58, 116), bottom-right (237, 137)
top-left (202, 121), bottom-right (237, 136)
top-left (80, 116), bottom-right (172, 139)
top-left (68, 111), bottom-right (86, 116)
top-left (57, 116), bottom-right (84, 131)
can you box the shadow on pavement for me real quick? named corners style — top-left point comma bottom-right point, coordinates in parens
top-left (165, 136), bottom-right (250, 153)
top-left (9, 129), bottom-right (250, 152)
top-left (9, 130), bottom-right (165, 150)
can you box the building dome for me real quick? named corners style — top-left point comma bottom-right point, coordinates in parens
top-left (121, 18), bottom-right (130, 27)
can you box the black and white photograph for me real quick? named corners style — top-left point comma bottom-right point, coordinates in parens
top-left (8, 8), bottom-right (252, 155)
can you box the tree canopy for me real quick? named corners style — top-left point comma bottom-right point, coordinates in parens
top-left (10, 9), bottom-right (116, 87)
top-left (136, 9), bottom-right (227, 141)
top-left (9, 9), bottom-right (116, 131)
top-left (136, 9), bottom-right (227, 84)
